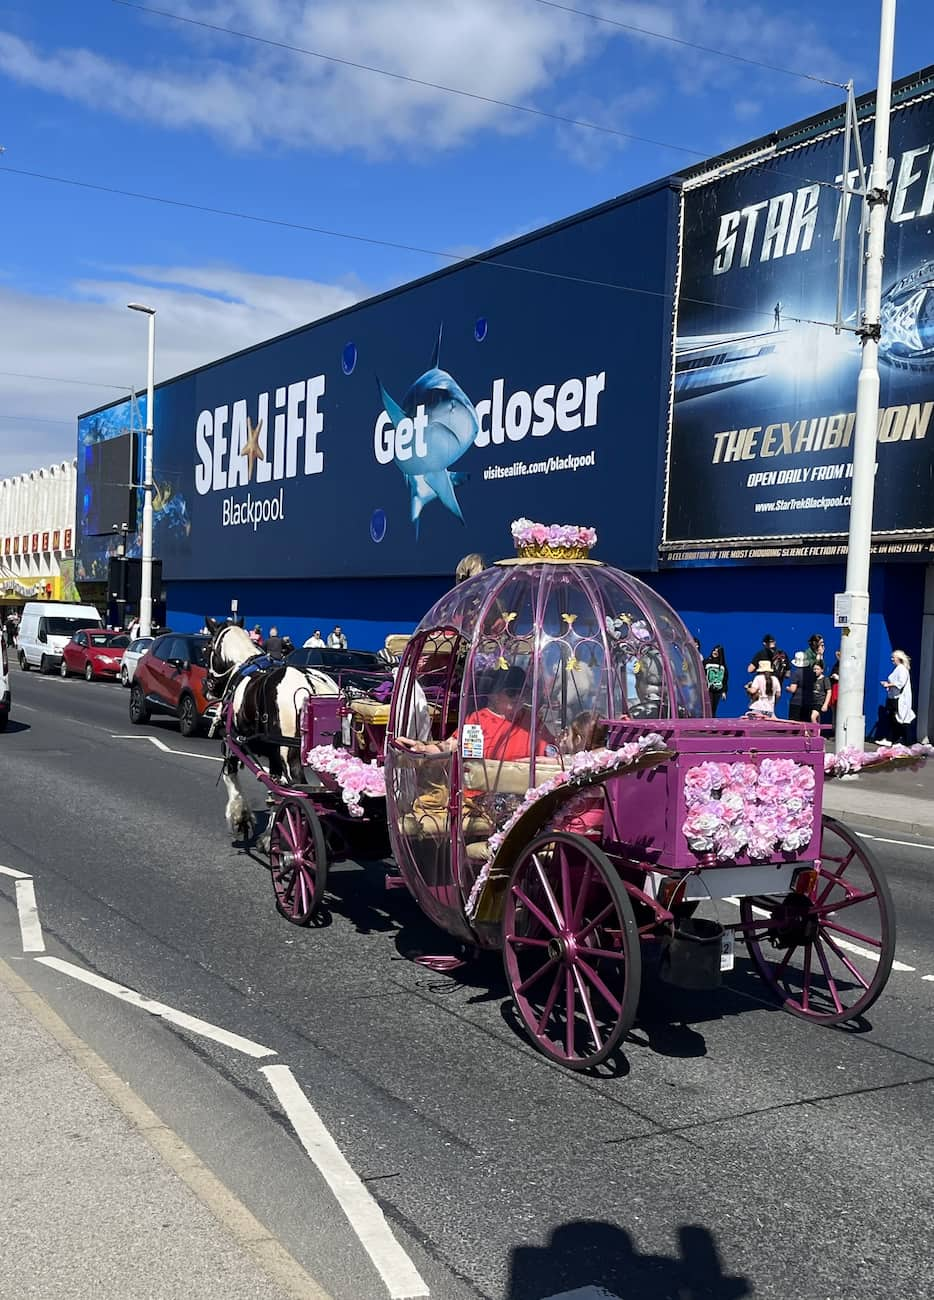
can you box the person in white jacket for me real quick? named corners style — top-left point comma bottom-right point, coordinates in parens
top-left (879, 649), bottom-right (915, 745)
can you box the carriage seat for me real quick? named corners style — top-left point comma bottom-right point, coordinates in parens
top-left (461, 758), bottom-right (564, 793)
top-left (349, 698), bottom-right (391, 726)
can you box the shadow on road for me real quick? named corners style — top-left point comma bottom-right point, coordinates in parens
top-left (1, 718), bottom-right (30, 735)
top-left (507, 1220), bottom-right (751, 1300)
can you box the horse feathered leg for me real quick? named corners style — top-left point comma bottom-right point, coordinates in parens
top-left (222, 748), bottom-right (255, 840)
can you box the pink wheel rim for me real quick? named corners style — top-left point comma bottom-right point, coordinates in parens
top-left (270, 801), bottom-right (323, 924)
top-left (740, 815), bottom-right (895, 1023)
top-left (504, 834), bottom-right (639, 1069)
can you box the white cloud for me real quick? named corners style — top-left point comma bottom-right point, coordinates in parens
top-left (0, 265), bottom-right (363, 477)
top-left (0, 1), bottom-right (845, 160)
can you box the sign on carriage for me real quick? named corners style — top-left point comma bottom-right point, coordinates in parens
top-left (76, 181), bottom-right (678, 584)
top-left (663, 92), bottom-right (934, 565)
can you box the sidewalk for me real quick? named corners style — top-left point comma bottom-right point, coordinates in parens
top-left (821, 747), bottom-right (934, 837)
top-left (0, 959), bottom-right (328, 1300)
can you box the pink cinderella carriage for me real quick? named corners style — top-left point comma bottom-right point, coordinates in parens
top-left (256, 520), bottom-right (930, 1071)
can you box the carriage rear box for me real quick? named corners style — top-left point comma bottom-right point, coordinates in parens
top-left (605, 718), bottom-right (824, 871)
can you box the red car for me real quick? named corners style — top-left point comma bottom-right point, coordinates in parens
top-left (129, 632), bottom-right (218, 737)
top-left (61, 629), bottom-right (130, 681)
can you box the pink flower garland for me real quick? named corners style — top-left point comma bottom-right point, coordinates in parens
top-left (304, 745), bottom-right (386, 817)
top-left (510, 518), bottom-right (598, 551)
top-left (682, 758), bottom-right (816, 861)
top-left (824, 742), bottom-right (933, 778)
top-left (466, 734), bottom-right (666, 918)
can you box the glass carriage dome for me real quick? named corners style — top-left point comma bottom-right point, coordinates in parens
top-left (385, 524), bottom-right (707, 943)
top-left (414, 529), bottom-right (707, 755)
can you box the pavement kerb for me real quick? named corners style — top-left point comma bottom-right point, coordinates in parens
top-left (823, 809), bottom-right (934, 838)
top-left (0, 954), bottom-right (334, 1300)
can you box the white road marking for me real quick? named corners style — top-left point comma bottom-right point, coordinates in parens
top-left (14, 878), bottom-right (45, 952)
top-left (111, 734), bottom-right (223, 762)
top-left (723, 899), bottom-right (916, 970)
top-left (35, 956), bottom-right (276, 1058)
top-left (857, 832), bottom-right (934, 851)
top-left (0, 863), bottom-right (32, 879)
top-left (262, 1064), bottom-right (430, 1300)
top-left (923, 975), bottom-right (934, 982)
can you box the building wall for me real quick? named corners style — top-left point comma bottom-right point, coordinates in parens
top-left (0, 461), bottom-right (77, 603)
top-left (649, 562), bottom-right (925, 735)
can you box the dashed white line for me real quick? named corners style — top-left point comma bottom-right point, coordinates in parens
top-left (0, 863), bottom-right (33, 879)
top-left (14, 878), bottom-right (45, 952)
top-left (857, 833), bottom-right (934, 851)
top-left (111, 734), bottom-right (223, 762)
top-left (262, 1063), bottom-right (430, 1300)
top-left (35, 956), bottom-right (276, 1058)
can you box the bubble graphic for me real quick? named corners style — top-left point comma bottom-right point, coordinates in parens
top-left (474, 317), bottom-right (488, 342)
top-left (342, 341), bottom-right (358, 375)
top-left (370, 508), bottom-right (387, 543)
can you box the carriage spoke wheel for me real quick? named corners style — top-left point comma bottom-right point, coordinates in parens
top-left (503, 832), bottom-right (641, 1070)
top-left (740, 815), bottom-right (895, 1024)
top-left (269, 798), bottom-right (328, 926)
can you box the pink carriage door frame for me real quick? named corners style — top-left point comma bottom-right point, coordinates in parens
top-left (385, 628), bottom-right (475, 942)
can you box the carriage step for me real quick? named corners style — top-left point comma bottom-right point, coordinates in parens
top-left (385, 872), bottom-right (408, 891)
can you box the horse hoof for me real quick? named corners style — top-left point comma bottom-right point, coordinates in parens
top-left (256, 832), bottom-right (271, 856)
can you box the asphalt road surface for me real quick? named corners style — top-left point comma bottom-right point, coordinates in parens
top-left (2, 665), bottom-right (933, 1300)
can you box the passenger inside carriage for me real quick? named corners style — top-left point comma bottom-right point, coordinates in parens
top-left (394, 666), bottom-right (555, 761)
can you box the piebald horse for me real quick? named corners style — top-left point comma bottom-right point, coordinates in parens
top-left (204, 617), bottom-right (337, 839)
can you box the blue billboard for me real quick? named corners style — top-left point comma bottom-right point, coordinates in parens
top-left (78, 182), bottom-right (678, 583)
top-left (664, 92), bottom-right (934, 565)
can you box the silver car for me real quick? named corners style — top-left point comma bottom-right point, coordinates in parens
top-left (119, 637), bottom-right (154, 688)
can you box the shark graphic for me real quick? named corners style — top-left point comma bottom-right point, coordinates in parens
top-left (378, 326), bottom-right (479, 534)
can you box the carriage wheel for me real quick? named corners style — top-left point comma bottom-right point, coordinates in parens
top-left (269, 798), bottom-right (328, 926)
top-left (503, 832), bottom-right (641, 1070)
top-left (740, 815), bottom-right (895, 1024)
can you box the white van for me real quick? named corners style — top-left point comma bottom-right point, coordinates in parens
top-left (18, 601), bottom-right (104, 674)
top-left (0, 629), bottom-right (10, 730)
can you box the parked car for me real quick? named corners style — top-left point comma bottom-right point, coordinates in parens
top-left (129, 633), bottom-right (218, 736)
top-left (287, 645), bottom-right (390, 693)
top-left (119, 636), bottom-right (154, 687)
top-left (17, 601), bottom-right (103, 673)
top-left (61, 630), bottom-right (130, 681)
top-left (0, 630), bottom-right (10, 731)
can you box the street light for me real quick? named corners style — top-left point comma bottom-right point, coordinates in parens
top-left (127, 302), bottom-right (156, 637)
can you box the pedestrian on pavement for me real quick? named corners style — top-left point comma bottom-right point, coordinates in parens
top-left (744, 659), bottom-right (781, 720)
top-left (5, 610), bottom-right (19, 645)
top-left (787, 649), bottom-right (828, 724)
top-left (264, 626), bottom-right (284, 658)
top-left (746, 633), bottom-right (777, 674)
top-left (304, 629), bottom-right (325, 648)
top-left (878, 650), bottom-right (915, 746)
top-left (327, 626), bottom-right (348, 650)
top-left (249, 624), bottom-right (263, 646)
top-left (804, 632), bottom-right (825, 667)
top-left (703, 644), bottom-right (729, 716)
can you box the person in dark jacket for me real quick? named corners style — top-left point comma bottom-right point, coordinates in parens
top-left (703, 645), bottom-right (729, 715)
top-left (263, 626), bottom-right (284, 658)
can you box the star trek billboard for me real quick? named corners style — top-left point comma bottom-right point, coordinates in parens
top-left (664, 90), bottom-right (934, 565)
top-left (77, 182), bottom-right (678, 584)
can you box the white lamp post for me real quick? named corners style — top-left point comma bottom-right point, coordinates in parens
top-left (127, 303), bottom-right (156, 637)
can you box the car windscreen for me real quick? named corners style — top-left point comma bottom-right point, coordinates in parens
top-left (89, 633), bottom-right (127, 647)
top-left (42, 617), bottom-right (102, 637)
top-left (296, 649), bottom-right (381, 670)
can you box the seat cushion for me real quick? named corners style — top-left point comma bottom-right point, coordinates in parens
top-left (350, 698), bottom-right (391, 725)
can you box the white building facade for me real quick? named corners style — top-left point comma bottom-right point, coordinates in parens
top-left (0, 461), bottom-right (77, 608)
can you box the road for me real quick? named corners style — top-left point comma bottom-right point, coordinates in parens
top-left (2, 665), bottom-right (934, 1300)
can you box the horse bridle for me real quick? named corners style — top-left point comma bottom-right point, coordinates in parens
top-left (206, 624), bottom-right (259, 702)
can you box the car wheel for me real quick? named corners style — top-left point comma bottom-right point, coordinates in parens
top-left (19, 652), bottom-right (29, 672)
top-left (84, 662), bottom-right (95, 682)
top-left (120, 665), bottom-right (130, 687)
top-left (40, 655), bottom-right (50, 675)
top-left (177, 693), bottom-right (200, 737)
top-left (129, 683), bottom-right (150, 724)
top-left (60, 660), bottom-right (69, 678)
top-left (0, 714), bottom-right (7, 732)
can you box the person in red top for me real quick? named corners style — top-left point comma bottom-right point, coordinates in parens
top-left (396, 666), bottom-right (551, 759)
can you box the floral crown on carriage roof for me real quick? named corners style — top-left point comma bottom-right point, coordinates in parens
top-left (509, 518), bottom-right (598, 562)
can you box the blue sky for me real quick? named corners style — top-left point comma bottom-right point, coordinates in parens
top-left (0, 0), bottom-right (929, 474)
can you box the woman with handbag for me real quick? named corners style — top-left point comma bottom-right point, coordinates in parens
top-left (879, 649), bottom-right (915, 745)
